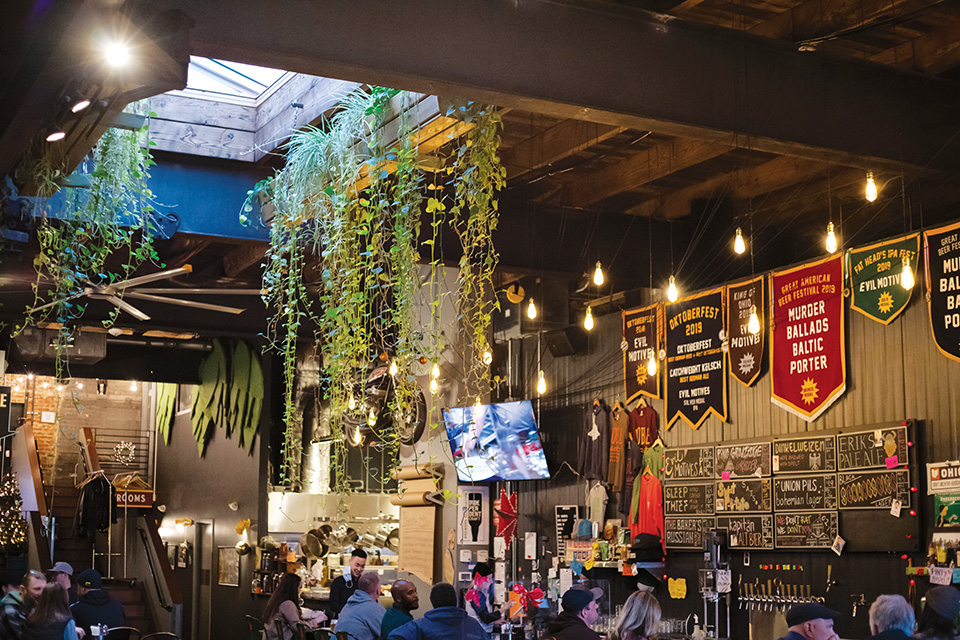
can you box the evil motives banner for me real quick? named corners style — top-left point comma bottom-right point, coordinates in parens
top-left (665, 288), bottom-right (727, 429)
top-left (770, 254), bottom-right (846, 422)
top-left (848, 234), bottom-right (920, 325)
top-left (623, 304), bottom-right (661, 403)
top-left (925, 221), bottom-right (960, 363)
top-left (727, 276), bottom-right (765, 387)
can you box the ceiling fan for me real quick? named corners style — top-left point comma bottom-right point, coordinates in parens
top-left (25, 264), bottom-right (262, 321)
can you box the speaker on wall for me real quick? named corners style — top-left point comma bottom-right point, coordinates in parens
top-left (544, 326), bottom-right (587, 358)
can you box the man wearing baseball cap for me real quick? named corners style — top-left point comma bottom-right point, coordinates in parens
top-left (778, 602), bottom-right (841, 640)
top-left (49, 562), bottom-right (78, 605)
top-left (70, 569), bottom-right (128, 640)
top-left (543, 585), bottom-right (604, 640)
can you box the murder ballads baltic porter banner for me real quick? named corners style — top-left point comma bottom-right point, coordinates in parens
top-left (925, 220), bottom-right (960, 362)
top-left (770, 254), bottom-right (846, 421)
top-left (665, 288), bottom-right (727, 429)
top-left (623, 303), bottom-right (661, 403)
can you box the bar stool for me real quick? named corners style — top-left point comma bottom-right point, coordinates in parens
top-left (246, 615), bottom-right (266, 640)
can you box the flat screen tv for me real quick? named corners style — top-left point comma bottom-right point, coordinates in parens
top-left (442, 400), bottom-right (551, 482)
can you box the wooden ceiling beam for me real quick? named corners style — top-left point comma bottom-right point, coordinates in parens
top-left (748, 0), bottom-right (936, 42)
top-left (501, 120), bottom-right (626, 182)
top-left (868, 18), bottom-right (960, 74)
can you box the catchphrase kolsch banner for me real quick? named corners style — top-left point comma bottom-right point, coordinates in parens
top-left (925, 221), bottom-right (960, 363)
top-left (623, 303), bottom-right (661, 403)
top-left (665, 288), bottom-right (727, 430)
top-left (770, 254), bottom-right (846, 422)
top-left (847, 233), bottom-right (920, 325)
top-left (727, 276), bottom-right (765, 387)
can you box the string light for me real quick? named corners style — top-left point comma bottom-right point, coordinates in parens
top-left (75, 381), bottom-right (84, 390)
top-left (527, 297), bottom-right (537, 320)
top-left (350, 424), bottom-right (363, 446)
top-left (646, 352), bottom-right (657, 376)
top-left (429, 378), bottom-right (438, 394)
top-left (475, 397), bottom-right (482, 407)
top-left (431, 363), bottom-right (440, 379)
top-left (748, 306), bottom-right (761, 335)
top-left (482, 350), bottom-right (492, 365)
top-left (367, 408), bottom-right (377, 427)
top-left (667, 276), bottom-right (679, 303)
top-left (389, 360), bottom-right (398, 376)
top-left (26, 374), bottom-right (33, 381)
top-left (46, 131), bottom-right (65, 142)
top-left (825, 222), bottom-right (838, 254)
top-left (536, 370), bottom-right (546, 395)
top-left (0, 474), bottom-right (28, 548)
top-left (901, 256), bottom-right (915, 290)
top-left (71, 100), bottom-right (90, 113)
top-left (734, 227), bottom-right (746, 255)
top-left (583, 306), bottom-right (594, 331)
top-left (348, 392), bottom-right (356, 410)
top-left (130, 380), bottom-right (138, 392)
top-left (593, 262), bottom-right (604, 287)
top-left (865, 171), bottom-right (878, 202)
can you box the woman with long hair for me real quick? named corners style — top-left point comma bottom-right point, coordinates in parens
top-left (916, 586), bottom-right (960, 640)
top-left (610, 590), bottom-right (661, 640)
top-left (21, 582), bottom-right (80, 640)
top-left (264, 573), bottom-right (306, 640)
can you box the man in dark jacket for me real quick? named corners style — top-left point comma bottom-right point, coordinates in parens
top-left (329, 549), bottom-right (367, 617)
top-left (379, 580), bottom-right (418, 640)
top-left (866, 595), bottom-right (914, 640)
top-left (388, 583), bottom-right (486, 640)
top-left (543, 586), bottom-right (603, 640)
top-left (777, 603), bottom-right (841, 640)
top-left (0, 570), bottom-right (45, 640)
top-left (49, 563), bottom-right (78, 606)
top-left (70, 570), bottom-right (128, 640)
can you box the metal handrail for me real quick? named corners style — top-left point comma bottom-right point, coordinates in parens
top-left (137, 525), bottom-right (171, 611)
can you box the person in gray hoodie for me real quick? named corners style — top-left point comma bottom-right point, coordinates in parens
top-left (388, 583), bottom-right (487, 640)
top-left (335, 572), bottom-right (384, 640)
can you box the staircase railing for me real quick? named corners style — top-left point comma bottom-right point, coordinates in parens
top-left (131, 517), bottom-right (183, 636)
top-left (11, 421), bottom-right (52, 571)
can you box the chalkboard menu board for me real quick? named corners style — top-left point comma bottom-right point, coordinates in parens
top-left (718, 515), bottom-right (774, 549)
top-left (773, 435), bottom-right (837, 474)
top-left (665, 517), bottom-right (716, 549)
top-left (716, 478), bottom-right (772, 513)
top-left (837, 469), bottom-right (911, 509)
top-left (716, 442), bottom-right (771, 478)
top-left (663, 446), bottom-right (715, 480)
top-left (775, 512), bottom-right (838, 548)
top-left (664, 483), bottom-right (714, 516)
top-left (837, 425), bottom-right (908, 470)
top-left (774, 474), bottom-right (838, 511)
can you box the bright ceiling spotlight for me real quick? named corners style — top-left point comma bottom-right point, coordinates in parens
top-left (901, 256), bottom-right (915, 290)
top-left (583, 306), bottom-right (594, 331)
top-left (825, 222), bottom-right (838, 254)
top-left (593, 262), bottom-right (605, 287)
top-left (667, 275), bottom-right (679, 303)
top-left (46, 130), bottom-right (66, 142)
top-left (71, 99), bottom-right (91, 113)
top-left (734, 227), bottom-right (746, 255)
top-left (865, 171), bottom-right (878, 202)
top-left (103, 40), bottom-right (130, 67)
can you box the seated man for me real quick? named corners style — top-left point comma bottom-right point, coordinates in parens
top-left (379, 580), bottom-right (418, 640)
top-left (0, 570), bottom-right (45, 640)
top-left (777, 602), bottom-right (841, 640)
top-left (867, 595), bottom-right (915, 640)
top-left (335, 573), bottom-right (384, 640)
top-left (543, 586), bottom-right (603, 640)
top-left (388, 583), bottom-right (486, 640)
top-left (70, 569), bottom-right (128, 640)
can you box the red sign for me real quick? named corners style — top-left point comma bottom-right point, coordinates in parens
top-left (770, 254), bottom-right (846, 421)
top-left (116, 489), bottom-right (154, 508)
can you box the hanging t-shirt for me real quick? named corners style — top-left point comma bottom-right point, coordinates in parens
top-left (642, 441), bottom-right (665, 482)
top-left (588, 482), bottom-right (608, 524)
top-left (629, 472), bottom-right (665, 553)
top-left (578, 403), bottom-right (610, 481)
top-left (607, 404), bottom-right (629, 491)
top-left (628, 405), bottom-right (660, 472)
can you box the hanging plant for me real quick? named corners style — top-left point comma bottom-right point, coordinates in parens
top-left (156, 382), bottom-right (177, 445)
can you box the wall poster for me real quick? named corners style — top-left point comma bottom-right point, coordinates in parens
top-left (457, 485), bottom-right (490, 545)
top-left (770, 254), bottom-right (846, 421)
top-left (924, 220), bottom-right (960, 362)
top-left (555, 505), bottom-right (580, 557)
top-left (623, 304), bottom-right (661, 403)
top-left (217, 547), bottom-right (239, 586)
top-left (847, 233), bottom-right (920, 325)
top-left (664, 287), bottom-right (727, 429)
top-left (727, 276), bottom-right (765, 387)
top-left (935, 495), bottom-right (960, 527)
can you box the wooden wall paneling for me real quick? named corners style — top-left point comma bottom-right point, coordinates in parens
top-left (152, 92), bottom-right (257, 130)
top-left (149, 119), bottom-right (257, 161)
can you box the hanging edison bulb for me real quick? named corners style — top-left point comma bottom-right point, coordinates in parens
top-left (389, 360), bottom-right (398, 376)
top-left (734, 227), bottom-right (746, 255)
top-left (482, 350), bottom-right (493, 365)
top-left (536, 370), bottom-right (546, 395)
top-left (646, 352), bottom-right (657, 376)
top-left (593, 261), bottom-right (605, 286)
top-left (865, 171), bottom-right (878, 202)
top-left (748, 305), bottom-right (761, 335)
top-left (901, 255), bottom-right (915, 290)
top-left (583, 306), bottom-right (594, 331)
top-left (475, 397), bottom-right (482, 407)
top-left (825, 222), bottom-right (838, 254)
top-left (527, 297), bottom-right (538, 320)
top-left (431, 363), bottom-right (440, 379)
top-left (367, 408), bottom-right (377, 427)
top-left (667, 275), bottom-right (679, 303)
top-left (350, 424), bottom-right (363, 446)
top-left (429, 378), bottom-right (439, 394)
top-left (348, 392), bottom-right (356, 411)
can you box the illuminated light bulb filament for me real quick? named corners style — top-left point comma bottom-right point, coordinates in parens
top-left (593, 262), bottom-right (605, 287)
top-left (583, 306), bottom-right (594, 331)
top-left (348, 393), bottom-right (356, 410)
top-left (536, 370), bottom-right (546, 396)
top-left (527, 297), bottom-right (537, 320)
top-left (901, 256), bottom-right (915, 290)
top-left (825, 222), bottom-right (838, 254)
top-left (647, 353), bottom-right (657, 376)
top-left (431, 363), bottom-right (440, 379)
top-left (734, 227), bottom-right (746, 255)
top-left (71, 100), bottom-right (91, 113)
top-left (389, 360), bottom-right (398, 376)
top-left (367, 409), bottom-right (377, 427)
top-left (475, 397), bottom-right (482, 407)
top-left (667, 275), bottom-right (679, 303)
top-left (865, 171), bottom-right (878, 202)
top-left (429, 378), bottom-right (439, 394)
top-left (482, 350), bottom-right (492, 365)
top-left (748, 305), bottom-right (761, 335)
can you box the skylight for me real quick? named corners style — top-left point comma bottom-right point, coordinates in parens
top-left (185, 57), bottom-right (288, 99)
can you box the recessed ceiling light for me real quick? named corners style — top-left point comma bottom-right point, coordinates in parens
top-left (71, 99), bottom-right (91, 113)
top-left (46, 131), bottom-right (66, 142)
top-left (104, 41), bottom-right (130, 67)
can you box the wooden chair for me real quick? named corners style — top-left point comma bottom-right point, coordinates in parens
top-left (246, 615), bottom-right (266, 640)
top-left (103, 627), bottom-right (141, 640)
top-left (296, 623), bottom-right (330, 640)
top-left (277, 619), bottom-right (307, 640)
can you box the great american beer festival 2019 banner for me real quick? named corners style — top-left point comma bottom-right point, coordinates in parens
top-left (770, 254), bottom-right (846, 421)
top-left (925, 220), bottom-right (960, 362)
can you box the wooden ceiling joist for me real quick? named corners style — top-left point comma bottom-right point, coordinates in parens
top-left (500, 120), bottom-right (626, 182)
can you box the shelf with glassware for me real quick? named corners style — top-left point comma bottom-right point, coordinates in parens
top-left (252, 543), bottom-right (301, 595)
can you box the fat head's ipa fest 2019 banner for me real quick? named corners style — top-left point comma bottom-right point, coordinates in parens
top-left (925, 220), bottom-right (960, 362)
top-left (770, 254), bottom-right (846, 421)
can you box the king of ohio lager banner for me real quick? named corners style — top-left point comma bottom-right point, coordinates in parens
top-left (623, 304), bottom-right (661, 403)
top-left (847, 233), bottom-right (920, 325)
top-left (770, 254), bottom-right (846, 422)
top-left (665, 288), bottom-right (727, 429)
top-left (727, 276), bottom-right (765, 387)
top-left (925, 220), bottom-right (960, 363)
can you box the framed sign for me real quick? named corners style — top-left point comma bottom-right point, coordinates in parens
top-left (837, 469), bottom-right (911, 509)
top-left (662, 446), bottom-right (715, 480)
top-left (837, 425), bottom-right (908, 470)
top-left (716, 479), bottom-right (772, 513)
top-left (218, 547), bottom-right (239, 586)
top-left (458, 485), bottom-right (490, 545)
top-left (774, 512), bottom-right (838, 549)
top-left (928, 462), bottom-right (960, 495)
top-left (717, 515), bottom-right (774, 550)
top-left (772, 435), bottom-right (837, 474)
top-left (716, 442), bottom-right (771, 478)
top-left (665, 517), bottom-right (716, 550)
top-left (774, 474), bottom-right (838, 511)
top-left (664, 483), bottom-right (714, 516)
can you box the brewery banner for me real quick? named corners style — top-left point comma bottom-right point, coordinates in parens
top-left (925, 221), bottom-right (960, 363)
top-left (770, 254), bottom-right (846, 422)
top-left (727, 276), bottom-right (765, 387)
top-left (0, 387), bottom-right (10, 437)
top-left (664, 287), bottom-right (727, 429)
top-left (623, 303), bottom-right (661, 403)
top-left (847, 234), bottom-right (920, 325)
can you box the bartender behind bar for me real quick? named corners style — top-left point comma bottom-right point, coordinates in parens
top-left (328, 549), bottom-right (368, 616)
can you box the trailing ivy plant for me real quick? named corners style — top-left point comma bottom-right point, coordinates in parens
top-left (16, 102), bottom-right (162, 381)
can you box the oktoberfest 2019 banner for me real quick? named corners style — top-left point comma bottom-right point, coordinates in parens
top-left (665, 288), bottom-right (727, 429)
top-left (770, 254), bottom-right (846, 421)
top-left (727, 276), bottom-right (765, 387)
top-left (623, 304), bottom-right (661, 403)
top-left (925, 220), bottom-right (960, 362)
top-left (847, 233), bottom-right (920, 325)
